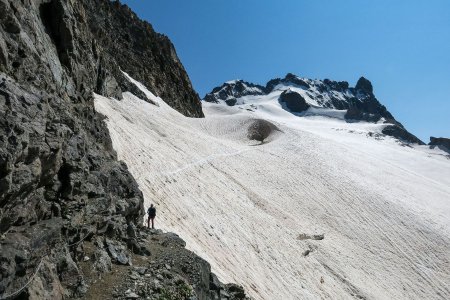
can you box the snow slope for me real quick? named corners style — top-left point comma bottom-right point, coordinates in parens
top-left (94, 75), bottom-right (450, 300)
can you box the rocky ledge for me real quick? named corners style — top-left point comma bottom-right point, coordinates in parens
top-left (80, 228), bottom-right (249, 300)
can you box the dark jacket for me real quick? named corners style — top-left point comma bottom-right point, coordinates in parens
top-left (148, 206), bottom-right (156, 218)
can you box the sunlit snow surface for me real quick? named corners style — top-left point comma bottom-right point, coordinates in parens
top-left (94, 75), bottom-right (450, 300)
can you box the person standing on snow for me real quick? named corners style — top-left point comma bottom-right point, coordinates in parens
top-left (147, 204), bottom-right (156, 229)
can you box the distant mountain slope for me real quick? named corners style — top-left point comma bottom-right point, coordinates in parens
top-left (204, 73), bottom-right (424, 144)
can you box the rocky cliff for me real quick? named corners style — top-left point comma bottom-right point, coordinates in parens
top-left (0, 1), bottom-right (245, 299)
top-left (429, 137), bottom-right (450, 153)
top-left (204, 73), bottom-right (424, 145)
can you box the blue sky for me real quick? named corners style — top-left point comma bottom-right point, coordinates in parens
top-left (121, 0), bottom-right (450, 141)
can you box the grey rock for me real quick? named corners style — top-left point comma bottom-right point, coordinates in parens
top-left (160, 232), bottom-right (187, 248)
top-left (96, 60), bottom-right (123, 99)
top-left (355, 76), bottom-right (373, 94)
top-left (134, 266), bottom-right (147, 275)
top-left (266, 72), bottom-right (310, 92)
top-left (247, 119), bottom-right (278, 143)
top-left (125, 289), bottom-right (139, 299)
top-left (161, 269), bottom-right (173, 279)
top-left (75, 279), bottom-right (89, 297)
top-left (429, 137), bottom-right (450, 153)
top-left (312, 234), bottom-right (324, 240)
top-left (382, 125), bottom-right (424, 145)
top-left (225, 98), bottom-right (237, 106)
top-left (203, 80), bottom-right (266, 104)
top-left (279, 89), bottom-right (310, 113)
top-left (84, 0), bottom-right (203, 117)
top-left (210, 273), bottom-right (222, 291)
top-left (225, 283), bottom-right (248, 299)
top-left (129, 272), bottom-right (139, 280)
top-left (345, 106), bottom-right (380, 123)
top-left (153, 279), bottom-right (162, 289)
top-left (0, 37), bottom-right (7, 71)
top-left (3, 15), bottom-right (21, 34)
top-left (220, 289), bottom-right (230, 298)
top-left (105, 239), bottom-right (131, 265)
top-left (84, 229), bottom-right (250, 300)
top-left (0, 0), bottom-right (9, 21)
top-left (127, 223), bottom-right (138, 239)
top-left (93, 248), bottom-right (112, 274)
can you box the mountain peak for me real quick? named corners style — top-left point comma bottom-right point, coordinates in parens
top-left (284, 72), bottom-right (299, 80)
top-left (203, 74), bottom-right (424, 145)
top-left (355, 76), bottom-right (373, 94)
top-left (204, 79), bottom-right (266, 105)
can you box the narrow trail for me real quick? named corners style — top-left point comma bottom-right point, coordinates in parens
top-left (163, 148), bottom-right (250, 176)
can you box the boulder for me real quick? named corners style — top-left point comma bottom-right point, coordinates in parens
top-left (247, 119), bottom-right (278, 143)
top-left (105, 239), bottom-right (132, 265)
top-left (279, 89), bottom-right (310, 113)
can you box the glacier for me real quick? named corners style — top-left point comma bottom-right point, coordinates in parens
top-left (94, 74), bottom-right (450, 300)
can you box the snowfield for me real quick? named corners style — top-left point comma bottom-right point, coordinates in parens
top-left (94, 75), bottom-right (450, 300)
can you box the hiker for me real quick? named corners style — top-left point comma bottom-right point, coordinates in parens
top-left (147, 204), bottom-right (156, 229)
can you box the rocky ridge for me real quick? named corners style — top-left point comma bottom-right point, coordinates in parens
top-left (204, 80), bottom-right (265, 106)
top-left (203, 73), bottom-right (425, 145)
top-left (0, 0), bottom-right (246, 299)
top-left (429, 137), bottom-right (450, 153)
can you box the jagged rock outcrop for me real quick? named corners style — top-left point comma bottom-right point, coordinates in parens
top-left (81, 228), bottom-right (250, 300)
top-left (381, 125), bottom-right (424, 145)
top-left (429, 137), bottom-right (450, 153)
top-left (83, 0), bottom-right (203, 117)
top-left (204, 73), bottom-right (424, 144)
top-left (203, 80), bottom-right (266, 106)
top-left (354, 76), bottom-right (373, 94)
top-left (0, 0), bottom-right (239, 299)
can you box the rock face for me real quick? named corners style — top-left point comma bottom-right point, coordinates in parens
top-left (279, 89), bottom-right (310, 113)
top-left (0, 0), bottom-right (228, 299)
top-left (381, 125), bottom-right (424, 145)
top-left (429, 137), bottom-right (450, 153)
top-left (83, 1), bottom-right (203, 117)
top-left (203, 80), bottom-right (266, 105)
top-left (204, 73), bottom-right (424, 144)
top-left (355, 76), bottom-right (373, 94)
